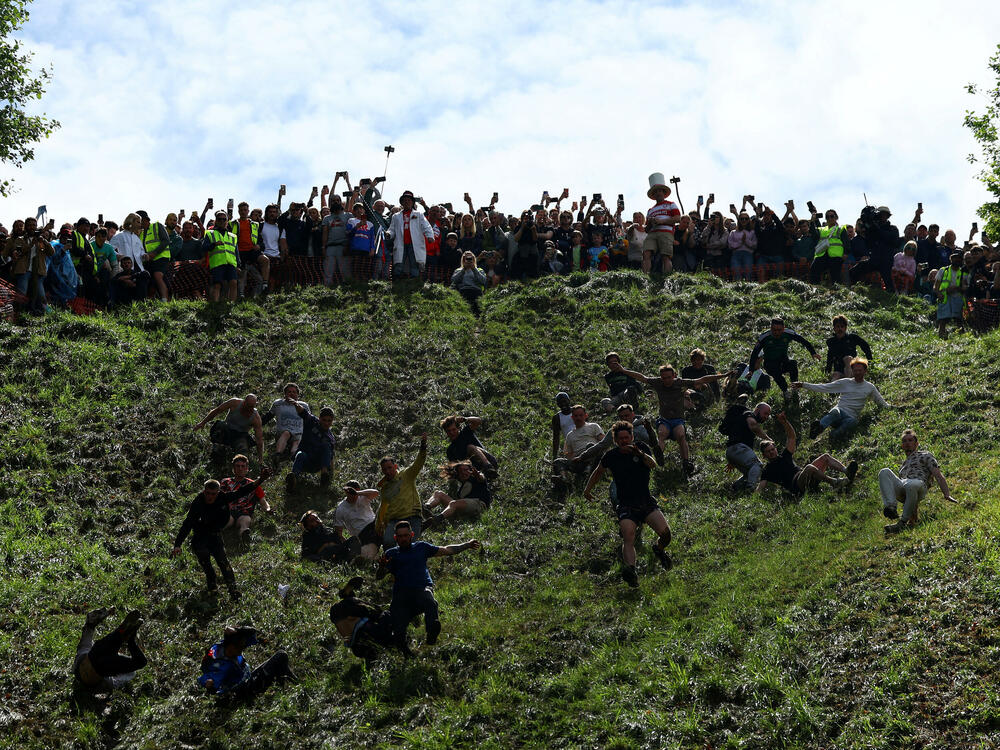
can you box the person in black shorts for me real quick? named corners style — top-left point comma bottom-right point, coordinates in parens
top-left (757, 412), bottom-right (857, 497)
top-left (584, 421), bottom-right (672, 587)
top-left (330, 576), bottom-right (405, 663)
top-left (72, 608), bottom-right (147, 691)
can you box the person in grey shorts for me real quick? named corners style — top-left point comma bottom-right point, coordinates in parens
top-left (423, 461), bottom-right (492, 528)
top-left (880, 428), bottom-right (958, 533)
top-left (719, 396), bottom-right (772, 492)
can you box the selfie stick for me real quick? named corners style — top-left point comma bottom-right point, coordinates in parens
top-left (382, 145), bottom-right (395, 188)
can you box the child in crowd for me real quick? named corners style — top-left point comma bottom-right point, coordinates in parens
top-left (589, 230), bottom-right (609, 271)
top-left (569, 230), bottom-right (585, 272)
top-left (892, 240), bottom-right (917, 293)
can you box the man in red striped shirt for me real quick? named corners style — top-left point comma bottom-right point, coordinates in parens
top-left (643, 173), bottom-right (682, 273)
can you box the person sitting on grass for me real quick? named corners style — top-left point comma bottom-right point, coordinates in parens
top-left (552, 405), bottom-right (605, 484)
top-left (72, 609), bottom-right (147, 692)
top-left (719, 396), bottom-right (772, 493)
top-left (824, 315), bottom-right (873, 380)
top-left (609, 359), bottom-right (731, 476)
top-left (261, 382), bottom-right (307, 459)
top-left (423, 460), bottom-right (492, 529)
top-left (299, 510), bottom-right (353, 563)
top-left (680, 348), bottom-right (720, 411)
top-left (333, 481), bottom-right (381, 561)
top-left (879, 428), bottom-right (958, 534)
top-left (221, 454), bottom-right (273, 543)
top-left (599, 352), bottom-right (641, 415)
top-left (375, 433), bottom-right (428, 547)
top-left (286, 402), bottom-right (336, 491)
top-left (330, 576), bottom-right (404, 663)
top-left (583, 420), bottom-right (672, 588)
top-left (756, 413), bottom-right (857, 498)
top-left (793, 357), bottom-right (888, 441)
top-left (440, 414), bottom-right (498, 478)
top-left (382, 520), bottom-right (480, 653)
top-left (171, 468), bottom-right (272, 599)
top-left (450, 250), bottom-right (487, 314)
top-left (199, 626), bottom-right (296, 698)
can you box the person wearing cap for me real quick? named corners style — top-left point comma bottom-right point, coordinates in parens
top-left (136, 210), bottom-right (171, 301)
top-left (385, 191), bottom-right (435, 279)
top-left (170, 467), bottom-right (272, 598)
top-left (333, 481), bottom-right (381, 560)
top-left (382, 520), bottom-right (480, 651)
top-left (793, 357), bottom-right (888, 441)
top-left (72, 608), bottom-right (147, 692)
top-left (719, 397), bottom-right (772, 492)
top-left (643, 173), bottom-right (682, 273)
top-left (551, 392), bottom-right (575, 461)
top-left (201, 210), bottom-right (239, 302)
top-left (199, 626), bottom-right (296, 697)
top-left (849, 206), bottom-right (899, 292)
top-left (933, 251), bottom-right (968, 339)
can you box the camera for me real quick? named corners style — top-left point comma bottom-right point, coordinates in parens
top-left (857, 205), bottom-right (880, 235)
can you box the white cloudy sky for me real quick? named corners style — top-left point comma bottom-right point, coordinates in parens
top-left (4, 0), bottom-right (999, 235)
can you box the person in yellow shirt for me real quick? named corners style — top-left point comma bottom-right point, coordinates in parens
top-left (375, 432), bottom-right (428, 547)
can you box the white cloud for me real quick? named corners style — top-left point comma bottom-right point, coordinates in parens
top-left (4, 0), bottom-right (998, 238)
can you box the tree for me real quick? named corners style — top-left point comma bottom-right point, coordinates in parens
top-left (965, 44), bottom-right (1000, 239)
top-left (0, 0), bottom-right (59, 197)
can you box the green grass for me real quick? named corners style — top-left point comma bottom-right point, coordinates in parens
top-left (1, 271), bottom-right (999, 749)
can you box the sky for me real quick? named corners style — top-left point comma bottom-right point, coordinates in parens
top-left (3, 0), bottom-right (999, 236)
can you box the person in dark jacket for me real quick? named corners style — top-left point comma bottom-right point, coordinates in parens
top-left (747, 318), bottom-right (821, 395)
top-left (72, 608), bottom-right (147, 692)
top-left (287, 402), bottom-right (336, 491)
top-left (199, 626), bottom-right (296, 698)
top-left (850, 206), bottom-right (899, 291)
top-left (423, 461), bottom-right (492, 528)
top-left (299, 510), bottom-right (353, 563)
top-left (680, 348), bottom-right (720, 410)
top-left (330, 576), bottom-right (403, 663)
top-left (171, 468), bottom-right (272, 598)
top-left (825, 315), bottom-right (873, 379)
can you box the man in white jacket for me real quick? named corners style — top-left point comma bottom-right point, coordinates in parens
top-left (791, 357), bottom-right (889, 440)
top-left (386, 190), bottom-right (435, 279)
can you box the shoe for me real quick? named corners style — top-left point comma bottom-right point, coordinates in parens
top-left (118, 610), bottom-right (142, 638)
top-left (85, 608), bottom-right (110, 627)
top-left (484, 466), bottom-right (499, 481)
top-left (622, 565), bottom-right (639, 588)
top-left (425, 620), bottom-right (442, 646)
top-left (652, 545), bottom-right (673, 572)
top-left (285, 473), bottom-right (296, 492)
top-left (240, 529), bottom-right (251, 545)
top-left (883, 506), bottom-right (899, 520)
top-left (845, 460), bottom-right (859, 483)
top-left (682, 460), bottom-right (696, 476)
top-left (227, 584), bottom-right (242, 601)
top-left (832, 477), bottom-right (849, 490)
top-left (423, 514), bottom-right (443, 530)
top-left (809, 420), bottom-right (823, 439)
top-left (319, 473), bottom-right (330, 488)
top-left (884, 522), bottom-right (903, 534)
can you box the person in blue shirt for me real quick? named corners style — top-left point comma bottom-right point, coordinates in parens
top-left (382, 520), bottom-right (480, 653)
top-left (198, 626), bottom-right (296, 698)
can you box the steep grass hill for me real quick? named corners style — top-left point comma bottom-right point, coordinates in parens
top-left (1, 272), bottom-right (999, 750)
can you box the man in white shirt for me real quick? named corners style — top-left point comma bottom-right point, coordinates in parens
top-left (333, 481), bottom-right (381, 561)
top-left (553, 405), bottom-right (605, 482)
top-left (791, 358), bottom-right (889, 440)
top-left (260, 382), bottom-right (308, 457)
top-left (258, 204), bottom-right (283, 291)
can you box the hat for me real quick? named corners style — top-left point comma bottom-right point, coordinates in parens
top-left (344, 480), bottom-right (361, 492)
top-left (136, 210), bottom-right (150, 221)
top-left (876, 206), bottom-right (891, 215)
top-left (222, 626), bottom-right (258, 647)
top-left (399, 190), bottom-right (416, 204)
top-left (555, 391), bottom-right (570, 402)
top-left (647, 172), bottom-right (671, 200)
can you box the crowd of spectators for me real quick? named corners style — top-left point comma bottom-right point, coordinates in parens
top-left (2, 171), bottom-right (998, 321)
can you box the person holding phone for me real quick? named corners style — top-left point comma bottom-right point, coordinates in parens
top-left (643, 173), bottom-right (682, 273)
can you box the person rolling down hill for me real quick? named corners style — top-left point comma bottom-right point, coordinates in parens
top-left (423, 460), bottom-right (492, 529)
top-left (756, 413), bottom-right (857, 498)
top-left (193, 394), bottom-right (265, 465)
top-left (792, 357), bottom-right (888, 440)
top-left (719, 396), bottom-right (772, 493)
top-left (584, 420), bottom-right (672, 588)
top-left (198, 626), bottom-right (296, 698)
top-left (330, 576), bottom-right (405, 663)
top-left (440, 414), bottom-right (498, 479)
top-left (72, 609), bottom-right (147, 692)
top-left (171, 468), bottom-right (272, 599)
top-left (747, 318), bottom-right (821, 395)
top-left (879, 428), bottom-right (958, 534)
top-left (824, 315), bottom-right (873, 380)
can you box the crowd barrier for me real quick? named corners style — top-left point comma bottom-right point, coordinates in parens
top-left (2, 256), bottom-right (998, 331)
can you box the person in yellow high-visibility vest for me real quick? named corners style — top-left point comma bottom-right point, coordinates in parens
top-left (808, 209), bottom-right (847, 285)
top-left (933, 251), bottom-right (967, 339)
top-left (202, 210), bottom-right (239, 302)
top-left (137, 210), bottom-right (171, 301)
top-left (232, 201), bottom-right (269, 297)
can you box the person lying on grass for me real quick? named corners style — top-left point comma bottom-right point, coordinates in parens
top-left (199, 626), bottom-right (297, 698)
top-left (423, 460), bottom-right (492, 529)
top-left (755, 412), bottom-right (857, 498)
top-left (72, 609), bottom-right (147, 692)
top-left (330, 576), bottom-right (405, 663)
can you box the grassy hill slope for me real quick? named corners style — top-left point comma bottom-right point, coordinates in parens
top-left (1, 272), bottom-right (999, 749)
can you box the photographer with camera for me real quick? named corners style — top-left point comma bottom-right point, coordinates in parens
top-left (849, 206), bottom-right (899, 291)
top-left (512, 209), bottom-right (540, 280)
